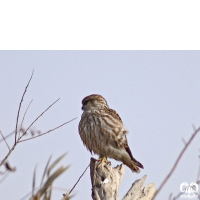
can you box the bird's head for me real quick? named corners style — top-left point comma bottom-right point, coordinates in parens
top-left (81, 94), bottom-right (108, 111)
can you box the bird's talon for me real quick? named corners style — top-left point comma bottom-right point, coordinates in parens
top-left (97, 157), bottom-right (110, 167)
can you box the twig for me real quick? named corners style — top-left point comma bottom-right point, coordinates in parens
top-left (0, 99), bottom-right (59, 167)
top-left (19, 98), bottom-right (60, 140)
top-left (19, 117), bottom-right (77, 143)
top-left (0, 130), bottom-right (10, 151)
top-left (68, 163), bottom-right (90, 195)
top-left (0, 143), bottom-right (17, 167)
top-left (152, 126), bottom-right (200, 200)
top-left (0, 130), bottom-right (15, 143)
top-left (15, 70), bottom-right (34, 144)
top-left (18, 99), bottom-right (33, 139)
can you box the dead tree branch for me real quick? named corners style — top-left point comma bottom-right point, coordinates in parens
top-left (0, 130), bottom-right (10, 151)
top-left (0, 72), bottom-right (77, 169)
top-left (90, 158), bottom-right (156, 200)
top-left (15, 70), bottom-right (34, 144)
top-left (19, 117), bottom-right (77, 143)
top-left (90, 158), bottom-right (125, 200)
top-left (18, 99), bottom-right (33, 139)
top-left (152, 126), bottom-right (200, 200)
top-left (122, 176), bottom-right (156, 200)
top-left (68, 163), bottom-right (90, 195)
top-left (20, 98), bottom-right (60, 139)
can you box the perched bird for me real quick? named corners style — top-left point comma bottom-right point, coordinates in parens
top-left (78, 94), bottom-right (143, 172)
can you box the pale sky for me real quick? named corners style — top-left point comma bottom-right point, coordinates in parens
top-left (0, 51), bottom-right (200, 200)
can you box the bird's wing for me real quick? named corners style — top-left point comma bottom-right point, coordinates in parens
top-left (104, 108), bottom-right (123, 123)
top-left (98, 108), bottom-right (127, 148)
top-left (101, 108), bottom-right (143, 169)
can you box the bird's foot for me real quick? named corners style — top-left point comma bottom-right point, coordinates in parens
top-left (97, 157), bottom-right (110, 167)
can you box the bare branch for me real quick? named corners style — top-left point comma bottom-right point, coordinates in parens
top-left (122, 176), bottom-right (156, 200)
top-left (18, 117), bottom-right (77, 143)
top-left (19, 98), bottom-right (60, 140)
top-left (0, 130), bottom-right (10, 151)
top-left (0, 130), bottom-right (16, 143)
top-left (68, 163), bottom-right (90, 195)
top-left (152, 126), bottom-right (200, 200)
top-left (0, 116), bottom-right (76, 167)
top-left (15, 70), bottom-right (34, 144)
top-left (18, 99), bottom-right (33, 139)
top-left (0, 143), bottom-right (17, 168)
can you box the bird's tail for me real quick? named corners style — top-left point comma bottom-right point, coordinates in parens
top-left (123, 159), bottom-right (143, 173)
top-left (124, 146), bottom-right (144, 173)
top-left (130, 159), bottom-right (144, 173)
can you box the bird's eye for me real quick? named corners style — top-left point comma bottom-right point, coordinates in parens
top-left (83, 100), bottom-right (89, 105)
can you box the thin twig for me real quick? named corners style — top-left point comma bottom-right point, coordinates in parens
top-left (0, 130), bottom-right (10, 151)
top-left (152, 126), bottom-right (200, 200)
top-left (19, 98), bottom-right (60, 140)
top-left (0, 99), bottom-right (60, 168)
top-left (0, 130), bottom-right (15, 143)
top-left (19, 117), bottom-right (77, 143)
top-left (18, 99), bottom-right (33, 139)
top-left (15, 70), bottom-right (34, 144)
top-left (68, 163), bottom-right (90, 195)
top-left (0, 143), bottom-right (17, 167)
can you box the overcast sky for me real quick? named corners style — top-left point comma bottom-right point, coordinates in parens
top-left (0, 51), bottom-right (200, 200)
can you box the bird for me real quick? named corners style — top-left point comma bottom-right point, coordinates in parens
top-left (78, 94), bottom-right (144, 173)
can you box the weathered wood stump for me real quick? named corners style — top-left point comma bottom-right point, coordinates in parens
top-left (90, 158), bottom-right (156, 200)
